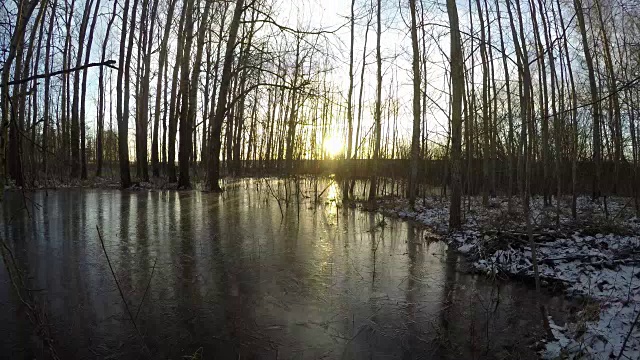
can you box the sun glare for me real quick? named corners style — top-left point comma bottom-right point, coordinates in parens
top-left (323, 136), bottom-right (343, 158)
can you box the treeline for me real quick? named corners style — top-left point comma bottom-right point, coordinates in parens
top-left (0, 0), bottom-right (346, 192)
top-left (1, 0), bottom-right (639, 214)
top-left (442, 0), bottom-right (640, 226)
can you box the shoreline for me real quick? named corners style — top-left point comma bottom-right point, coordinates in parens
top-left (366, 195), bottom-right (640, 359)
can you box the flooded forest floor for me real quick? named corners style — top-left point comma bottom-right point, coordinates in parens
top-left (1, 176), bottom-right (639, 359)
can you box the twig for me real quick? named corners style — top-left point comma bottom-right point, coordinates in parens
top-left (317, 180), bottom-right (334, 202)
top-left (6, 60), bottom-right (118, 85)
top-left (264, 179), bottom-right (284, 218)
top-left (613, 198), bottom-right (633, 220)
top-left (1, 237), bottom-right (60, 359)
top-left (135, 257), bottom-right (157, 322)
top-left (96, 226), bottom-right (150, 354)
top-left (617, 305), bottom-right (640, 360)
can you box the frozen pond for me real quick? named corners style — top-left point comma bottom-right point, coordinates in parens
top-left (1, 179), bottom-right (570, 359)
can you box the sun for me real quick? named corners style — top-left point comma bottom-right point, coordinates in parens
top-left (323, 135), bottom-right (344, 158)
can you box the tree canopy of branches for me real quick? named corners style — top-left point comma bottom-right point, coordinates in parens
top-left (0, 0), bottom-right (639, 219)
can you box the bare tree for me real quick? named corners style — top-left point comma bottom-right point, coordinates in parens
top-left (42, 0), bottom-right (58, 175)
top-left (446, 0), bottom-right (463, 229)
top-left (70, 0), bottom-right (95, 178)
top-left (80, 0), bottom-right (103, 179)
top-left (408, 0), bottom-right (421, 207)
top-left (116, 0), bottom-right (134, 187)
top-left (574, 0), bottom-right (601, 200)
top-left (167, 0), bottom-right (188, 182)
top-left (207, 0), bottom-right (245, 192)
top-left (1, 0), bottom-right (40, 194)
top-left (97, 0), bottom-right (118, 177)
top-left (343, 0), bottom-right (356, 201)
top-left (368, 0), bottom-right (382, 202)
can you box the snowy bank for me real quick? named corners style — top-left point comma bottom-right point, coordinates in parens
top-left (371, 195), bottom-right (640, 359)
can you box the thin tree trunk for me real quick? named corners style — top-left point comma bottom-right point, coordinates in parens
top-left (496, 0), bottom-right (514, 211)
top-left (352, 5), bottom-right (372, 167)
top-left (474, 0), bottom-right (489, 207)
top-left (70, 0), bottom-right (94, 178)
top-left (80, 0), bottom-right (102, 179)
top-left (97, 0), bottom-right (118, 177)
top-left (446, 0), bottom-right (463, 229)
top-left (3, 0), bottom-right (39, 188)
top-left (594, 0), bottom-right (621, 195)
top-left (134, 0), bottom-right (151, 181)
top-left (485, 0), bottom-right (496, 198)
top-left (343, 0), bottom-right (356, 201)
top-left (408, 0), bottom-right (421, 207)
top-left (285, 38), bottom-right (302, 172)
top-left (574, 0), bottom-right (601, 200)
top-left (537, 0), bottom-right (560, 223)
top-left (177, 0), bottom-right (200, 188)
top-left (116, 0), bottom-right (134, 188)
top-left (152, 0), bottom-right (177, 177)
top-left (30, 2), bottom-right (47, 182)
top-left (207, 0), bottom-right (245, 191)
top-left (42, 0), bottom-right (58, 175)
top-left (368, 0), bottom-right (382, 202)
top-left (168, 0), bottom-right (188, 182)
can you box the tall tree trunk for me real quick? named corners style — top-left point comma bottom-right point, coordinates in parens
top-left (285, 37), bottom-right (302, 171)
top-left (509, 0), bottom-right (550, 336)
top-left (42, 0), bottom-right (58, 175)
top-left (116, 0), bottom-right (134, 188)
top-left (594, 0), bottom-right (621, 195)
top-left (529, 0), bottom-right (549, 204)
top-left (80, 0), bottom-right (102, 179)
top-left (178, 0), bottom-right (211, 188)
top-left (408, 0), bottom-right (421, 207)
top-left (368, 0), bottom-right (382, 202)
top-left (207, 0), bottom-right (245, 191)
top-left (232, 9), bottom-right (256, 174)
top-left (555, 0), bottom-right (578, 217)
top-left (466, 0), bottom-right (475, 200)
top-left (206, 3), bottom-right (228, 168)
top-left (137, 0), bottom-right (159, 181)
top-left (70, 0), bottom-right (94, 178)
top-left (59, 0), bottom-right (75, 174)
top-left (353, 8), bottom-right (372, 163)
top-left (2, 0), bottom-right (40, 190)
top-left (8, 2), bottom-right (36, 187)
top-left (496, 0), bottom-right (514, 211)
top-left (10, 1), bottom-right (36, 185)
top-left (152, 0), bottom-right (177, 177)
top-left (343, 0), bottom-right (356, 201)
top-left (485, 0), bottom-right (496, 198)
top-left (537, 0), bottom-right (560, 222)
top-left (30, 1), bottom-right (47, 182)
top-left (168, 0), bottom-right (188, 182)
top-left (19, 0), bottom-right (47, 184)
top-left (177, 0), bottom-right (197, 188)
top-left (574, 0), bottom-right (601, 200)
top-left (474, 0), bottom-right (489, 207)
top-left (97, 0), bottom-right (118, 177)
top-left (201, 30), bottom-right (212, 168)
top-left (446, 0), bottom-right (463, 229)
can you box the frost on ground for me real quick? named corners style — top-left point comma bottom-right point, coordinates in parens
top-left (4, 176), bottom-right (183, 190)
top-left (373, 195), bottom-right (640, 359)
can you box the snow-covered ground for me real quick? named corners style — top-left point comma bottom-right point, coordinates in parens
top-left (371, 195), bottom-right (640, 359)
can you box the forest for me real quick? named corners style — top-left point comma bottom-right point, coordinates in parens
top-left (1, 0), bottom-right (638, 210)
top-left (1, 0), bottom-right (640, 358)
